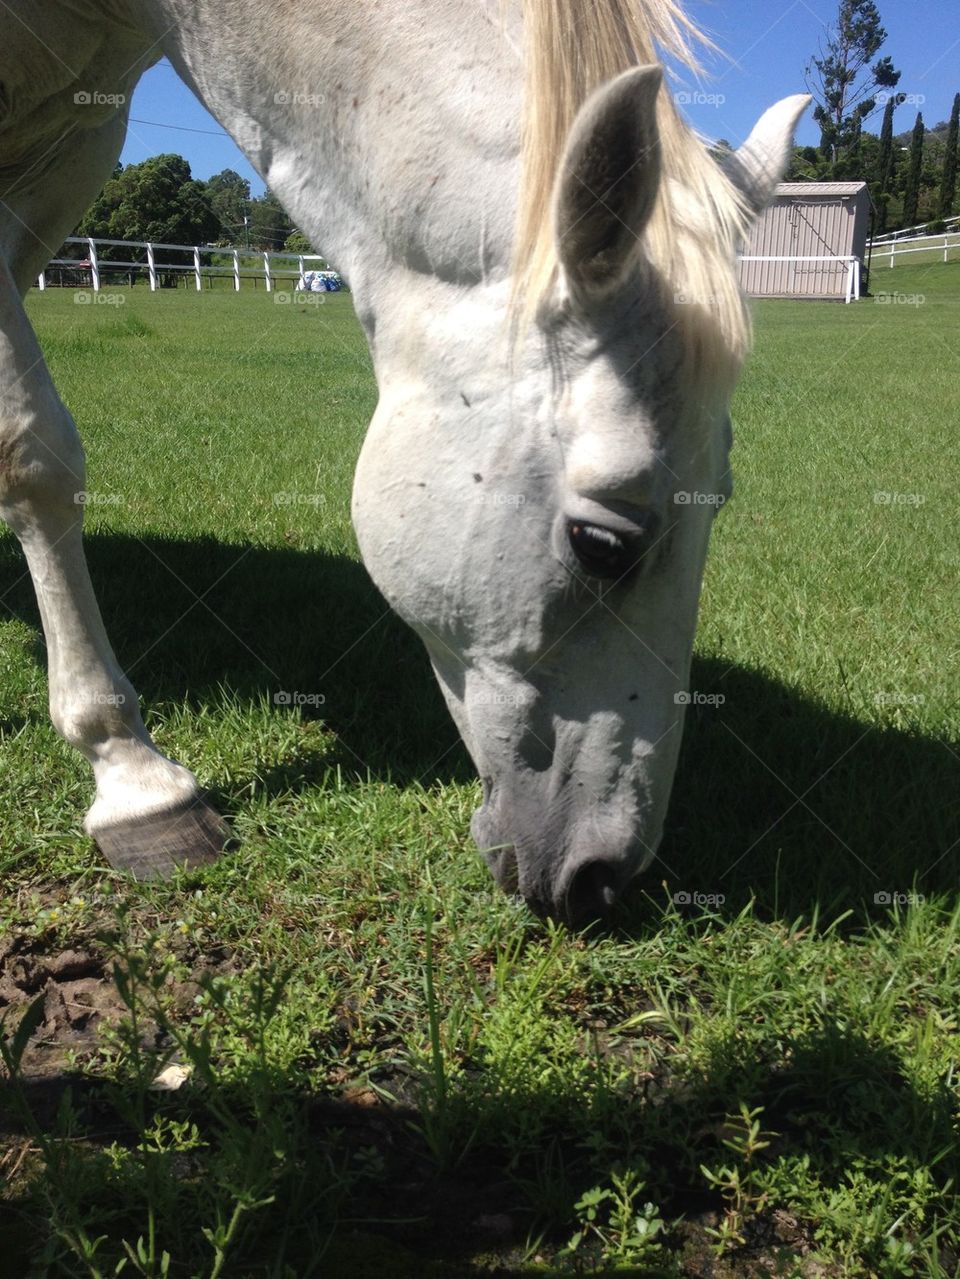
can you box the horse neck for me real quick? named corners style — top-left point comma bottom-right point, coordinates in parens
top-left (135, 0), bottom-right (523, 334)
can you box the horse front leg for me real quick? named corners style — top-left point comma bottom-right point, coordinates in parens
top-left (0, 258), bottom-right (228, 877)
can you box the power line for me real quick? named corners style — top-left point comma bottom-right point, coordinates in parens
top-left (129, 117), bottom-right (230, 137)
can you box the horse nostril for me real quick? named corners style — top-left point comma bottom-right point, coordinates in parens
top-left (563, 860), bottom-right (619, 927)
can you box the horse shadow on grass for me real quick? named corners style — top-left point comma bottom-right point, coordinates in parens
top-left (2, 530), bottom-right (959, 1274)
top-left (4, 994), bottom-right (958, 1275)
top-left (0, 528), bottom-right (957, 927)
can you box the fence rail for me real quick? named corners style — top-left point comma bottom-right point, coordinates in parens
top-left (866, 230), bottom-right (960, 268)
top-left (39, 238), bottom-right (868, 303)
top-left (870, 214), bottom-right (960, 244)
top-left (737, 254), bottom-right (861, 303)
top-left (37, 236), bottom-right (337, 293)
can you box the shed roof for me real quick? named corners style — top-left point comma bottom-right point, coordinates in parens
top-left (775, 182), bottom-right (868, 197)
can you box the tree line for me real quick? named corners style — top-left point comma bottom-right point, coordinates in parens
top-left (73, 156), bottom-right (313, 258)
top-left (710, 3), bottom-right (955, 234)
top-left (797, 0), bottom-right (957, 231)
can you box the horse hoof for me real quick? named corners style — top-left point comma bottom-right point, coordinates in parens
top-left (90, 796), bottom-right (231, 880)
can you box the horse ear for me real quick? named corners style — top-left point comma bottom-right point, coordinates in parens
top-left (722, 95), bottom-right (811, 216)
top-left (553, 65), bottom-right (663, 299)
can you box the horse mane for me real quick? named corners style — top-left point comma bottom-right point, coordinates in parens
top-left (514, 0), bottom-right (753, 385)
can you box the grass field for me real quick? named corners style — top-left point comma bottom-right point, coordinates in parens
top-left (1, 259), bottom-right (958, 1278)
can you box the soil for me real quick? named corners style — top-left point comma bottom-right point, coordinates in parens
top-left (0, 891), bottom-right (829, 1278)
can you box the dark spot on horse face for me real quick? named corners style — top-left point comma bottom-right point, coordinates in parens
top-left (462, 392), bottom-right (472, 407)
top-left (472, 472), bottom-right (482, 483)
top-left (628, 692), bottom-right (638, 701)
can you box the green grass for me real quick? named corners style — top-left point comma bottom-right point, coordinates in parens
top-left (0, 262), bottom-right (958, 1277)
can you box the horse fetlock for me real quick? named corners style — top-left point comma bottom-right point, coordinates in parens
top-left (51, 677), bottom-right (142, 755)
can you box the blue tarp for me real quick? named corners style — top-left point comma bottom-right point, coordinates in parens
top-left (302, 270), bottom-right (343, 292)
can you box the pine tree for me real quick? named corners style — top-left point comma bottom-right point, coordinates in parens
top-left (806, 0), bottom-right (900, 170)
top-left (874, 93), bottom-right (902, 232)
top-left (940, 93), bottom-right (959, 218)
top-left (902, 112), bottom-right (924, 228)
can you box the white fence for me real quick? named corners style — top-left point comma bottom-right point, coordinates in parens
top-left (40, 237), bottom-right (862, 303)
top-left (871, 213), bottom-right (960, 244)
top-left (867, 229), bottom-right (960, 268)
top-left (47, 232), bottom-right (952, 297)
top-left (738, 254), bottom-right (861, 303)
top-left (37, 236), bottom-right (334, 293)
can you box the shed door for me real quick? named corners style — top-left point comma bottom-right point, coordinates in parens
top-left (789, 200), bottom-right (852, 294)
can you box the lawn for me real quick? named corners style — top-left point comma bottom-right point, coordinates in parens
top-left (1, 260), bottom-right (958, 1278)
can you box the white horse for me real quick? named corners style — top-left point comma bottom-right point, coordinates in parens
top-left (0, 0), bottom-right (807, 923)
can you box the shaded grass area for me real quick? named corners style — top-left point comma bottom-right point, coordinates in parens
top-left (0, 266), bottom-right (958, 1276)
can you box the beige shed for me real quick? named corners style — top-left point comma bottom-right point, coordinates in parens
top-left (738, 181), bottom-right (872, 301)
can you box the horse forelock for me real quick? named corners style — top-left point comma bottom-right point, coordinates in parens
top-left (512, 0), bottom-right (752, 389)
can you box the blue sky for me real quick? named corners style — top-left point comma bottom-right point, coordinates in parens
top-left (119, 0), bottom-right (958, 197)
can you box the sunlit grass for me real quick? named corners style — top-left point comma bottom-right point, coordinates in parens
top-left (0, 263), bottom-right (958, 1276)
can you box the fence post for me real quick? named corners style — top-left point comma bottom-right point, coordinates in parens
top-left (146, 242), bottom-right (157, 291)
top-left (37, 272), bottom-right (46, 290)
top-left (263, 251), bottom-right (272, 293)
top-left (193, 246), bottom-right (202, 291)
top-left (889, 242), bottom-right (894, 269)
top-left (87, 237), bottom-right (100, 292)
top-left (945, 236), bottom-right (949, 264)
top-left (233, 249), bottom-right (240, 291)
top-left (298, 255), bottom-right (306, 290)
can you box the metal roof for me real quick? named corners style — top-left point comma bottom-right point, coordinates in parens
top-left (775, 182), bottom-right (868, 197)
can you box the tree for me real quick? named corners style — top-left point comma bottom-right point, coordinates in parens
top-left (806, 0), bottom-right (900, 169)
top-left (835, 113), bottom-right (863, 178)
top-left (77, 154), bottom-right (221, 254)
top-left (784, 144), bottom-right (823, 180)
top-left (204, 169), bottom-right (251, 242)
top-left (873, 92), bottom-right (904, 231)
top-left (902, 112), bottom-right (924, 227)
top-left (283, 230), bottom-right (315, 254)
top-left (940, 92), bottom-right (959, 218)
top-left (247, 191), bottom-right (293, 251)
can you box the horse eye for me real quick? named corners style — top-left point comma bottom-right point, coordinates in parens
top-left (567, 521), bottom-right (637, 580)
